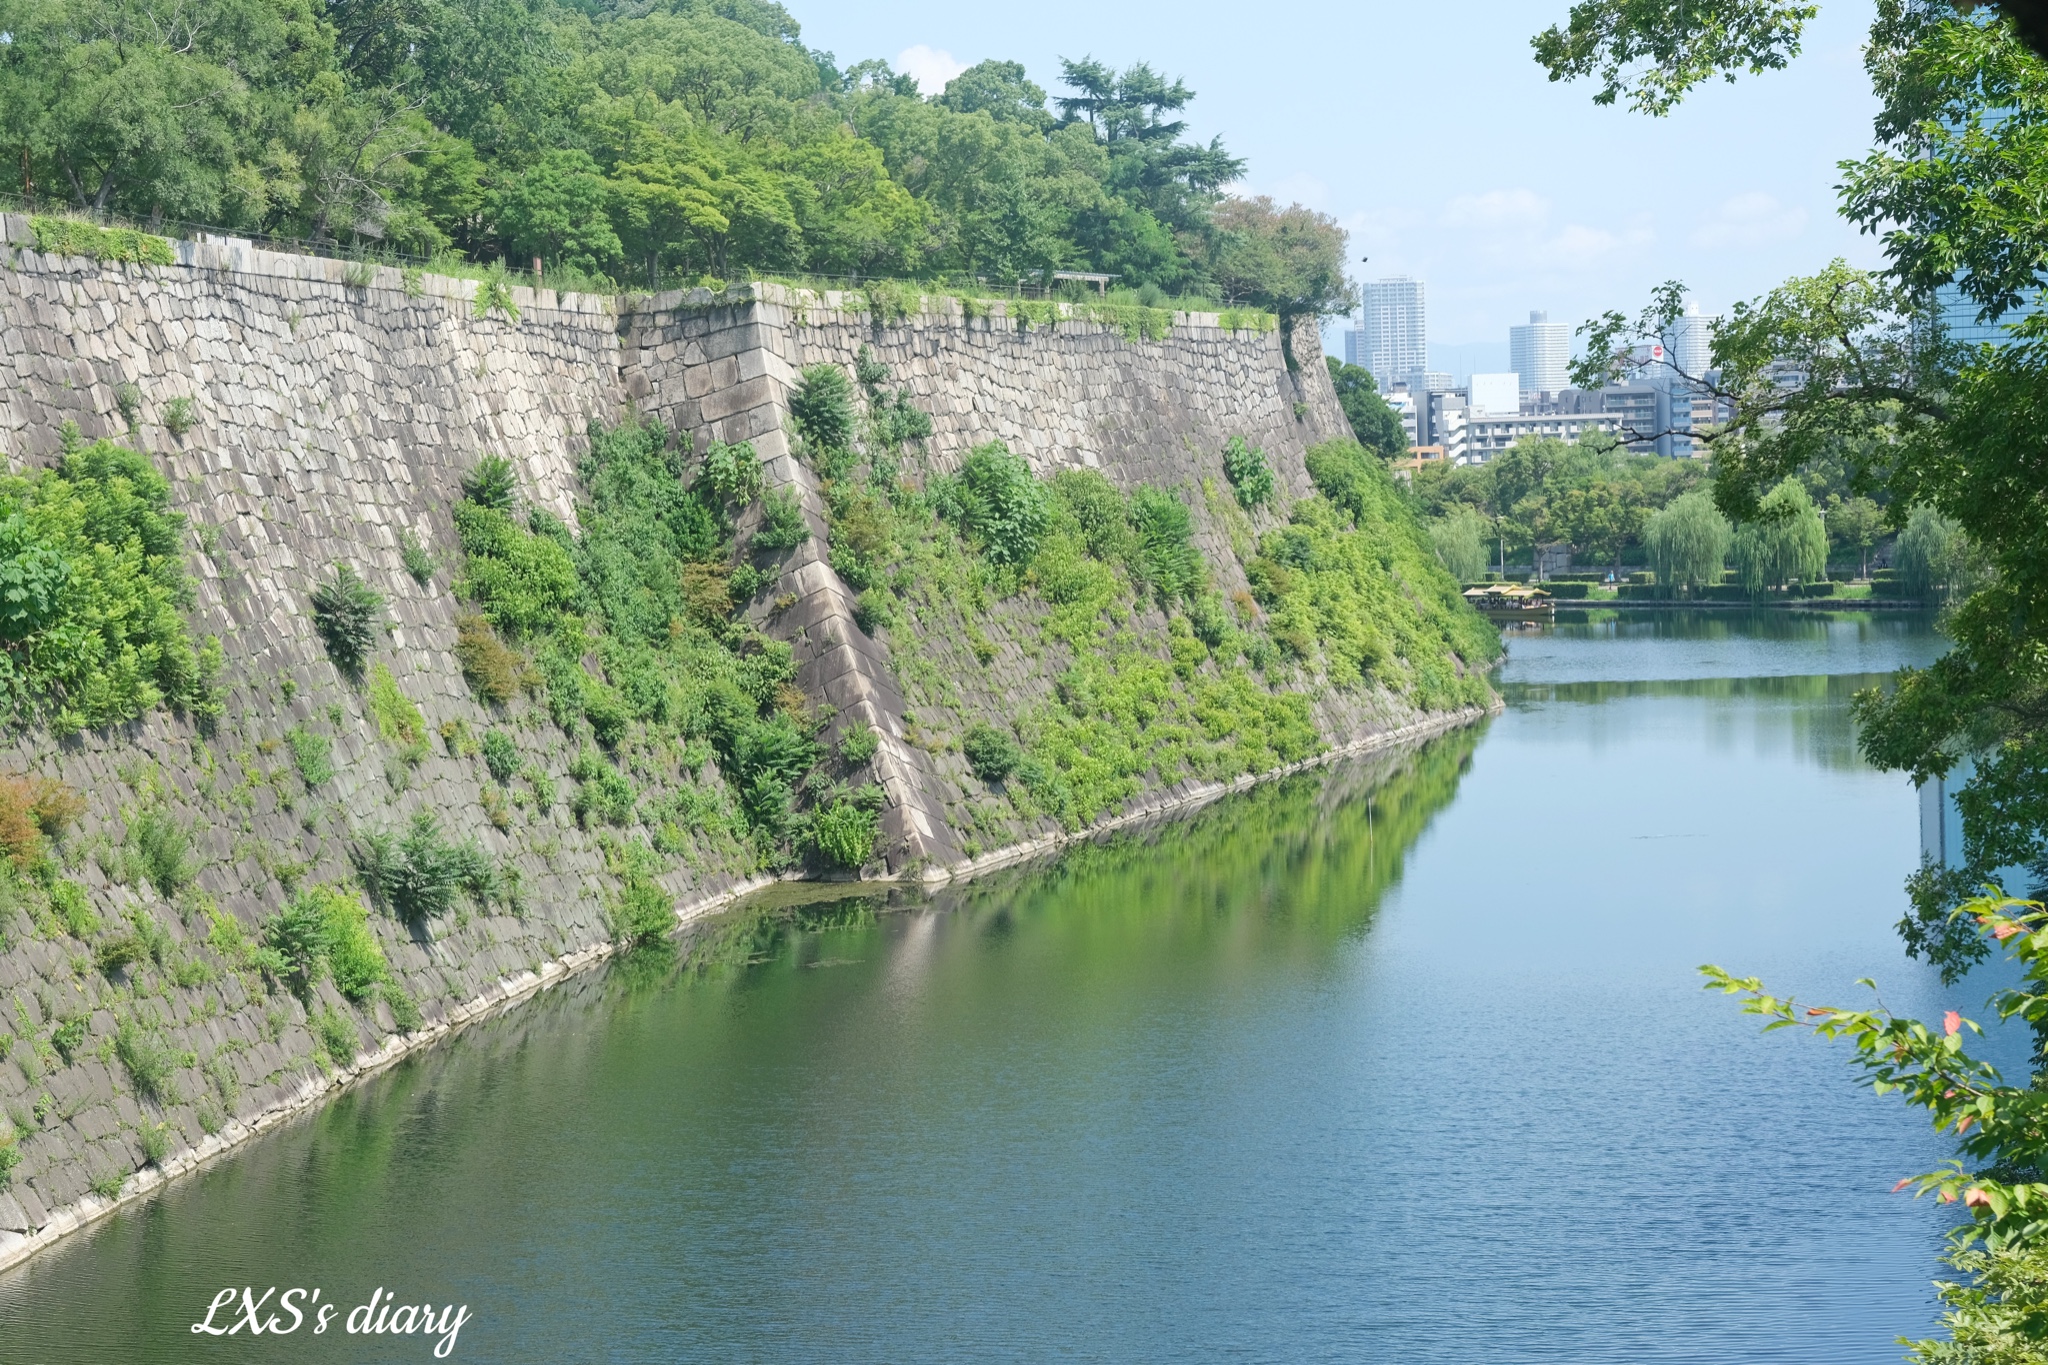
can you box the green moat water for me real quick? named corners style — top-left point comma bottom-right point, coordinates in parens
top-left (0, 610), bottom-right (1975, 1363)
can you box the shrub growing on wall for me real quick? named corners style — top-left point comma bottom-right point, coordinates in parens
top-left (697, 439), bottom-right (765, 507)
top-left (262, 884), bottom-right (388, 1002)
top-left (752, 489), bottom-right (812, 551)
top-left (612, 880), bottom-right (674, 945)
top-left (1222, 436), bottom-right (1275, 510)
top-left (947, 441), bottom-right (1051, 567)
top-left (807, 787), bottom-right (883, 870)
top-left (790, 364), bottom-right (857, 454)
top-left (963, 723), bottom-right (1022, 781)
top-left (310, 565), bottom-right (386, 676)
top-left (0, 430), bottom-right (220, 732)
top-left (440, 413), bottom-right (926, 871)
top-left (1129, 488), bottom-right (1204, 606)
top-left (461, 455), bottom-right (519, 512)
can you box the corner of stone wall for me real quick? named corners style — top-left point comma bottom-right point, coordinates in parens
top-left (622, 297), bottom-right (962, 876)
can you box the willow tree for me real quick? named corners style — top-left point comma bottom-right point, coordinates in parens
top-left (1730, 479), bottom-right (1826, 592)
top-left (1642, 489), bottom-right (1730, 594)
top-left (1894, 505), bottom-right (1976, 602)
top-left (1427, 506), bottom-right (1490, 583)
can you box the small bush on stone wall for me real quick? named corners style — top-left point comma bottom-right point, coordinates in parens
top-left (454, 502), bottom-right (581, 636)
top-left (49, 878), bottom-right (96, 937)
top-left (125, 810), bottom-right (194, 898)
top-left (942, 442), bottom-right (1050, 567)
top-left (262, 884), bottom-right (388, 1003)
top-left (0, 428), bottom-right (221, 732)
top-left (366, 663), bottom-right (429, 763)
top-left (852, 588), bottom-right (892, 635)
top-left (399, 529), bottom-right (436, 585)
top-left (753, 489), bottom-right (811, 551)
top-left (806, 787), bottom-right (882, 870)
top-left (0, 776), bottom-right (72, 870)
top-left (454, 613), bottom-right (525, 703)
top-left (1222, 436), bottom-right (1275, 510)
top-left (383, 985), bottom-right (424, 1034)
top-left (461, 455), bottom-right (519, 512)
top-left (697, 439), bottom-right (764, 506)
top-left (611, 880), bottom-right (673, 945)
top-left (312, 1007), bottom-right (358, 1066)
top-left (354, 812), bottom-right (495, 923)
top-left (471, 265), bottom-right (520, 322)
top-left (836, 724), bottom-right (880, 767)
top-left (791, 364), bottom-right (857, 453)
top-left (114, 1016), bottom-right (188, 1103)
top-left (481, 728), bottom-right (519, 783)
top-left (50, 1016), bottom-right (89, 1064)
top-left (286, 725), bottom-right (332, 788)
top-left (95, 932), bottom-right (145, 976)
top-left (162, 396), bottom-right (198, 439)
top-left (1129, 488), bottom-right (1204, 607)
top-left (309, 565), bottom-right (386, 677)
top-left (962, 724), bottom-right (1022, 782)
top-left (569, 748), bottom-right (636, 826)
top-left (869, 388), bottom-right (932, 450)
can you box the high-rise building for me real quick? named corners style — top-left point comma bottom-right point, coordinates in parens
top-left (1508, 310), bottom-right (1569, 395)
top-left (1645, 306), bottom-right (1719, 457)
top-left (1665, 304), bottom-right (1717, 379)
top-left (1468, 373), bottom-right (1521, 417)
top-left (1358, 278), bottom-right (1428, 391)
top-left (1935, 282), bottom-right (2037, 347)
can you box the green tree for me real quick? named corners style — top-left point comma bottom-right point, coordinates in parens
top-left (1893, 505), bottom-right (1976, 602)
top-left (0, 0), bottom-right (294, 219)
top-left (1642, 489), bottom-right (1731, 593)
top-left (1542, 482), bottom-right (1644, 572)
top-left (493, 149), bottom-right (624, 277)
top-left (1827, 494), bottom-right (1884, 578)
top-left (1207, 195), bottom-right (1356, 320)
top-left (1730, 478), bottom-right (1827, 592)
top-left (939, 60), bottom-right (1052, 129)
top-left (1426, 506), bottom-right (1490, 583)
top-left (1325, 359), bottom-right (1408, 455)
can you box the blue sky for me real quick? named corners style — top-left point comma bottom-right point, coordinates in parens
top-left (796, 1), bottom-right (1885, 360)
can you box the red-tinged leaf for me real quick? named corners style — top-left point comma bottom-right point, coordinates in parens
top-left (1807, 1006), bottom-right (1830, 1016)
top-left (1946, 1010), bottom-right (1963, 1036)
top-left (1995, 923), bottom-right (2021, 940)
top-left (1957, 1116), bottom-right (1975, 1134)
top-left (1893, 1178), bottom-right (1913, 1192)
top-left (1940, 1191), bottom-right (1957, 1204)
top-left (1964, 1188), bottom-right (1992, 1209)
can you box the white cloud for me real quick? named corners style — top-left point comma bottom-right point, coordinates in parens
top-left (1431, 189), bottom-right (1650, 271)
top-left (1690, 192), bottom-right (1808, 250)
top-left (1442, 189), bottom-right (1549, 230)
top-left (895, 45), bottom-right (968, 96)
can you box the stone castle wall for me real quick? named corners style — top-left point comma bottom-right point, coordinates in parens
top-left (0, 236), bottom-right (1472, 1271)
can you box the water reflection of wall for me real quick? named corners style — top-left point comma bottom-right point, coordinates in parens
top-left (1919, 760), bottom-right (1969, 872)
top-left (1500, 674), bottom-right (1884, 771)
top-left (671, 724), bottom-right (1488, 980)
